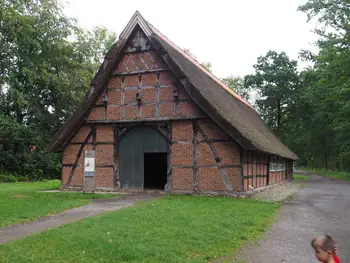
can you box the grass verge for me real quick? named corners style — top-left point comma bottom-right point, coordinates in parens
top-left (0, 180), bottom-right (118, 227)
top-left (0, 195), bottom-right (279, 263)
top-left (293, 173), bottom-right (309, 181)
top-left (298, 167), bottom-right (350, 181)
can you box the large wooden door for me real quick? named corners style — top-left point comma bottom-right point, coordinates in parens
top-left (119, 127), bottom-right (168, 189)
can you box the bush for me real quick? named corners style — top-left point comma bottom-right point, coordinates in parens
top-left (0, 114), bottom-right (62, 181)
top-left (0, 171), bottom-right (29, 183)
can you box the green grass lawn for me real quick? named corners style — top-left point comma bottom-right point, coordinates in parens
top-left (293, 173), bottom-right (309, 181)
top-left (0, 180), bottom-right (118, 227)
top-left (0, 195), bottom-right (279, 263)
top-left (299, 167), bottom-right (350, 181)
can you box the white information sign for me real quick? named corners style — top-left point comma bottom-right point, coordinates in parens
top-left (84, 157), bottom-right (95, 172)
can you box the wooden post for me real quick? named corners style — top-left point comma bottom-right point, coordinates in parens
top-left (137, 73), bottom-right (142, 119)
top-left (92, 125), bottom-right (96, 150)
top-left (285, 158), bottom-right (288, 180)
top-left (267, 155), bottom-right (271, 186)
top-left (121, 75), bottom-right (125, 120)
top-left (165, 121), bottom-right (173, 192)
top-left (259, 152), bottom-right (262, 187)
top-left (113, 125), bottom-right (120, 188)
top-left (192, 121), bottom-right (199, 192)
top-left (250, 150), bottom-right (253, 188)
top-left (255, 151), bottom-right (258, 188)
top-left (240, 148), bottom-right (245, 192)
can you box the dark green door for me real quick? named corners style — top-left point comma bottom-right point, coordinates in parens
top-left (119, 127), bottom-right (168, 189)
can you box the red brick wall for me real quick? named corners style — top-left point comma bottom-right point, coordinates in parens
top-left (270, 171), bottom-right (286, 184)
top-left (62, 144), bottom-right (93, 187)
top-left (70, 126), bottom-right (92, 143)
top-left (96, 167), bottom-right (114, 188)
top-left (172, 168), bottom-right (193, 191)
top-left (243, 151), bottom-right (268, 191)
top-left (61, 125), bottom-right (115, 189)
top-left (62, 166), bottom-right (83, 186)
top-left (62, 118), bottom-right (243, 191)
top-left (88, 50), bottom-right (203, 122)
top-left (198, 168), bottom-right (226, 191)
top-left (96, 125), bottom-right (114, 143)
top-left (243, 151), bottom-right (289, 191)
top-left (171, 119), bottom-right (241, 192)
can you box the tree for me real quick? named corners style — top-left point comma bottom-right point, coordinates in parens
top-left (183, 48), bottom-right (196, 60)
top-left (244, 51), bottom-right (299, 137)
top-left (200, 61), bottom-right (212, 72)
top-left (297, 0), bottom-right (350, 170)
top-left (222, 76), bottom-right (251, 102)
top-left (0, 0), bottom-right (116, 179)
top-left (183, 48), bottom-right (212, 72)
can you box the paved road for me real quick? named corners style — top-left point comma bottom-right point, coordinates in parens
top-left (0, 193), bottom-right (160, 245)
top-left (239, 171), bottom-right (350, 263)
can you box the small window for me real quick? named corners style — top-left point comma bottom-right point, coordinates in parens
top-left (269, 157), bottom-right (286, 172)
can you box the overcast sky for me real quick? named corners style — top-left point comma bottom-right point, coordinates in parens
top-left (63, 0), bottom-right (318, 78)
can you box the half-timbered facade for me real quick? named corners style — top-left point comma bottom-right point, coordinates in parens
top-left (50, 12), bottom-right (297, 193)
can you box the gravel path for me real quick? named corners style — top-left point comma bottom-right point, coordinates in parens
top-left (253, 182), bottom-right (300, 202)
top-left (0, 193), bottom-right (160, 245)
top-left (238, 171), bottom-right (350, 263)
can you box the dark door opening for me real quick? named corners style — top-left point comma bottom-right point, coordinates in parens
top-left (144, 152), bottom-right (167, 190)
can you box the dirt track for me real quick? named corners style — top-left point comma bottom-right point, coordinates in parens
top-left (239, 171), bottom-right (350, 263)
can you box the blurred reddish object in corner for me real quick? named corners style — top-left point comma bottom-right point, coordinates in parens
top-left (30, 145), bottom-right (37, 152)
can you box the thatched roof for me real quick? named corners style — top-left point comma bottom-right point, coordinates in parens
top-left (49, 11), bottom-right (297, 160)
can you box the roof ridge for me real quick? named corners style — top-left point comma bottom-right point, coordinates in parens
top-left (119, 11), bottom-right (153, 40)
top-left (146, 23), bottom-right (255, 110)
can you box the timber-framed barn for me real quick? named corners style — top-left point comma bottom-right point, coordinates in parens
top-left (49, 11), bottom-right (298, 193)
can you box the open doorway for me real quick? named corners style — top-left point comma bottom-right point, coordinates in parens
top-left (144, 152), bottom-right (167, 190)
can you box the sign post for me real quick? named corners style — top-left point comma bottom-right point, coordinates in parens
top-left (83, 150), bottom-right (96, 193)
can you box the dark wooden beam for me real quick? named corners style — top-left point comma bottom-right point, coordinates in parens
top-left (197, 139), bottom-right (233, 144)
top-left (114, 125), bottom-right (121, 188)
top-left (86, 116), bottom-right (204, 125)
top-left (137, 73), bottom-right (141, 119)
top-left (62, 164), bottom-right (76, 167)
top-left (156, 74), bottom-right (160, 118)
top-left (260, 152), bottom-right (263, 186)
top-left (172, 164), bottom-right (193, 168)
top-left (92, 125), bottom-right (96, 150)
top-left (157, 126), bottom-right (172, 145)
top-left (121, 76), bottom-right (125, 120)
top-left (96, 164), bottom-right (114, 168)
top-left (267, 155), bottom-right (271, 185)
top-left (69, 142), bottom-right (114, 146)
top-left (195, 120), bottom-right (233, 192)
top-left (255, 151), bottom-right (258, 188)
top-left (66, 130), bottom-right (92, 186)
top-left (285, 158), bottom-right (288, 180)
top-left (244, 175), bottom-right (267, 179)
top-left (122, 47), bottom-right (156, 54)
top-left (114, 68), bottom-right (169, 76)
top-left (94, 104), bottom-right (106, 108)
top-left (250, 150), bottom-right (253, 188)
top-left (165, 121), bottom-right (173, 192)
top-left (192, 120), bottom-right (199, 193)
top-left (172, 140), bottom-right (192, 144)
top-left (104, 85), bottom-right (108, 118)
top-left (240, 148), bottom-right (245, 192)
top-left (243, 161), bottom-right (269, 165)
